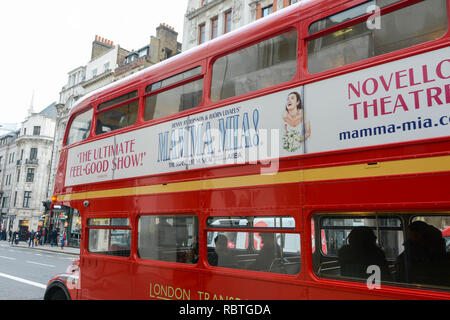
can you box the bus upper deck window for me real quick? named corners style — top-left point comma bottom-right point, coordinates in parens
top-left (66, 108), bottom-right (93, 146)
top-left (95, 91), bottom-right (139, 135)
top-left (144, 67), bottom-right (203, 121)
top-left (210, 30), bottom-right (297, 102)
top-left (307, 0), bottom-right (448, 73)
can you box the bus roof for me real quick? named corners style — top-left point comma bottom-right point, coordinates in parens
top-left (69, 0), bottom-right (338, 117)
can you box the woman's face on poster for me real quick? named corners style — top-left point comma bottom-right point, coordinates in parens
top-left (286, 93), bottom-right (298, 112)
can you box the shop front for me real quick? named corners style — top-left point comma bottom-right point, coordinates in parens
top-left (18, 220), bottom-right (30, 241)
top-left (50, 205), bottom-right (80, 248)
top-left (68, 209), bottom-right (81, 247)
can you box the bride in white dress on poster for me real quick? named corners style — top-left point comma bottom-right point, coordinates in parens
top-left (282, 92), bottom-right (311, 152)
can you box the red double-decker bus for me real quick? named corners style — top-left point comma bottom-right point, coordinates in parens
top-left (45, 0), bottom-right (450, 300)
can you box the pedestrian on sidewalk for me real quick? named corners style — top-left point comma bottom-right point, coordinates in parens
top-left (28, 230), bottom-right (35, 247)
top-left (40, 229), bottom-right (45, 245)
top-left (43, 228), bottom-right (48, 244)
top-left (60, 231), bottom-right (66, 250)
top-left (35, 230), bottom-right (41, 246)
top-left (51, 229), bottom-right (57, 247)
top-left (11, 229), bottom-right (18, 246)
top-left (10, 230), bottom-right (16, 245)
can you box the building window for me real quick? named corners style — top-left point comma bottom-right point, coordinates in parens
top-left (13, 192), bottom-right (17, 207)
top-left (23, 191), bottom-right (31, 208)
top-left (211, 16), bottom-right (218, 39)
top-left (262, 5), bottom-right (273, 17)
top-left (26, 168), bottom-right (34, 183)
top-left (224, 10), bottom-right (232, 34)
top-left (2, 197), bottom-right (8, 209)
top-left (30, 148), bottom-right (38, 160)
top-left (16, 169), bottom-right (20, 183)
top-left (92, 68), bottom-right (97, 78)
top-left (33, 126), bottom-right (40, 136)
top-left (138, 48), bottom-right (149, 57)
top-left (199, 23), bottom-right (206, 44)
top-left (104, 62), bottom-right (110, 72)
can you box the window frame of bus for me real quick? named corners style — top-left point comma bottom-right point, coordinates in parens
top-left (143, 66), bottom-right (204, 123)
top-left (94, 89), bottom-right (140, 136)
top-left (136, 215), bottom-right (199, 265)
top-left (311, 212), bottom-right (450, 293)
top-left (205, 216), bottom-right (301, 275)
top-left (209, 27), bottom-right (299, 103)
top-left (86, 217), bottom-right (132, 258)
top-left (312, 213), bottom-right (404, 258)
top-left (304, 0), bottom-right (449, 75)
top-left (64, 107), bottom-right (94, 147)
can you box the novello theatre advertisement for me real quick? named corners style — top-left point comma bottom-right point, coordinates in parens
top-left (65, 47), bottom-right (449, 187)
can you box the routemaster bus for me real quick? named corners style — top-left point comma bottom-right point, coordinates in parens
top-left (44, 0), bottom-right (450, 300)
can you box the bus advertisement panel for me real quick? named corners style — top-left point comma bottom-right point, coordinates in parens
top-left (65, 87), bottom-right (306, 187)
top-left (65, 47), bottom-right (449, 187)
top-left (305, 47), bottom-right (450, 153)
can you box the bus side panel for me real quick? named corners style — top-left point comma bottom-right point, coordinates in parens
top-left (81, 256), bottom-right (133, 300)
top-left (304, 171), bottom-right (450, 207)
top-left (201, 271), bottom-right (307, 300)
top-left (203, 182), bottom-right (303, 210)
top-left (134, 263), bottom-right (202, 301)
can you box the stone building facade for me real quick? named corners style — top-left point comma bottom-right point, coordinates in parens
top-left (0, 131), bottom-right (18, 231)
top-left (183, 0), bottom-right (301, 52)
top-left (115, 24), bottom-right (182, 80)
top-left (0, 104), bottom-right (56, 238)
top-left (83, 36), bottom-right (130, 94)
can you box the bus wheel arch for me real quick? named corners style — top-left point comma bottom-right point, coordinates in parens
top-left (44, 281), bottom-right (71, 300)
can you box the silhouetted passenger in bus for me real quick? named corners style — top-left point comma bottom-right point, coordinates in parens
top-left (95, 118), bottom-right (105, 135)
top-left (214, 234), bottom-right (235, 267)
top-left (338, 226), bottom-right (391, 281)
top-left (395, 221), bottom-right (450, 287)
top-left (157, 217), bottom-right (177, 262)
top-left (208, 234), bottom-right (233, 267)
top-left (249, 233), bottom-right (281, 272)
top-left (187, 239), bottom-right (199, 264)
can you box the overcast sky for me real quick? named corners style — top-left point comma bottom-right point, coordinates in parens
top-left (0, 0), bottom-right (189, 126)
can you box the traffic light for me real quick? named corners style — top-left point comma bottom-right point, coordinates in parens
top-left (42, 201), bottom-right (51, 212)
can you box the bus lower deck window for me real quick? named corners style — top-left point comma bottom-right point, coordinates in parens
top-left (138, 215), bottom-right (199, 264)
top-left (312, 213), bottom-right (450, 291)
